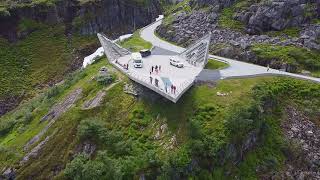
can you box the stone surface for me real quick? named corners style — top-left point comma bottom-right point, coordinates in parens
top-left (24, 88), bottom-right (82, 151)
top-left (274, 106), bottom-right (320, 179)
top-left (82, 90), bottom-right (106, 110)
top-left (0, 0), bottom-right (161, 42)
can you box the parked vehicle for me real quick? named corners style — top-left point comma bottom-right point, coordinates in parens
top-left (169, 57), bottom-right (184, 68)
top-left (132, 53), bottom-right (143, 68)
top-left (140, 49), bottom-right (151, 57)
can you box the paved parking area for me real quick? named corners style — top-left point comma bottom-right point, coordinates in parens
top-left (117, 54), bottom-right (202, 95)
top-left (151, 46), bottom-right (178, 56)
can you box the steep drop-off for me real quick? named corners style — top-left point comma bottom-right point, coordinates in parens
top-left (0, 0), bottom-right (161, 116)
top-left (0, 0), bottom-right (161, 41)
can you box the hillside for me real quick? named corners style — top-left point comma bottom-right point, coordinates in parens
top-left (0, 0), bottom-right (161, 115)
top-left (1, 52), bottom-right (319, 179)
top-left (157, 0), bottom-right (320, 76)
top-left (0, 0), bottom-right (320, 179)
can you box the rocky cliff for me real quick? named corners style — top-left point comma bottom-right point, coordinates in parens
top-left (157, 0), bottom-right (320, 74)
top-left (0, 0), bottom-right (161, 116)
top-left (0, 0), bottom-right (161, 42)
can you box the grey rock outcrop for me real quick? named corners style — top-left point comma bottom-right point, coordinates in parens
top-left (0, 0), bottom-right (161, 41)
top-left (275, 106), bottom-right (320, 179)
top-left (234, 0), bottom-right (318, 34)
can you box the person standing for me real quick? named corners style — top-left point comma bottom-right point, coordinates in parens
top-left (159, 65), bottom-right (161, 72)
top-left (165, 83), bottom-right (167, 93)
top-left (155, 65), bottom-right (158, 74)
top-left (152, 66), bottom-right (154, 72)
top-left (267, 64), bottom-right (270, 72)
top-left (155, 79), bottom-right (159, 87)
top-left (150, 76), bottom-right (153, 84)
top-left (173, 86), bottom-right (176, 94)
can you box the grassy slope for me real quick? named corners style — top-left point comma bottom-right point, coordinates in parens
top-left (252, 44), bottom-right (320, 76)
top-left (0, 53), bottom-right (277, 178)
top-left (205, 59), bottom-right (229, 70)
top-left (119, 30), bottom-right (152, 52)
top-left (0, 19), bottom-right (97, 106)
top-left (1, 54), bottom-right (319, 179)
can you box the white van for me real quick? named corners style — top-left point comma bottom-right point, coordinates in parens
top-left (131, 52), bottom-right (143, 68)
top-left (169, 57), bottom-right (184, 68)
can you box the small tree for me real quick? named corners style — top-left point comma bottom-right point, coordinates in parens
top-left (96, 74), bottom-right (115, 86)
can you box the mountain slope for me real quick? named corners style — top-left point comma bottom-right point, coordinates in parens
top-left (157, 0), bottom-right (320, 76)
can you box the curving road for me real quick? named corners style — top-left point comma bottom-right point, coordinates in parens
top-left (140, 20), bottom-right (320, 83)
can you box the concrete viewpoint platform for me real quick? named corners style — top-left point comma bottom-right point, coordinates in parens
top-left (97, 32), bottom-right (211, 103)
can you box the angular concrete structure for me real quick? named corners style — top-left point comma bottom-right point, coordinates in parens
top-left (179, 33), bottom-right (211, 67)
top-left (97, 33), bottom-right (211, 103)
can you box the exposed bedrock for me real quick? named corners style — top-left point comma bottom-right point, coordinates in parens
top-left (0, 0), bottom-right (161, 41)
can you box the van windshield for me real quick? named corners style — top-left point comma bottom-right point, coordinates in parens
top-left (134, 60), bottom-right (142, 63)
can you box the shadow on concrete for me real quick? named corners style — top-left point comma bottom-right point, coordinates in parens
top-left (151, 46), bottom-right (178, 56)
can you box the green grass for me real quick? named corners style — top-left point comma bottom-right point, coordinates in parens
top-left (205, 59), bottom-right (229, 70)
top-left (2, 51), bottom-right (319, 179)
top-left (311, 18), bottom-right (320, 24)
top-left (218, 3), bottom-right (245, 31)
top-left (0, 19), bottom-right (97, 109)
top-left (164, 0), bottom-right (191, 15)
top-left (0, 53), bottom-right (277, 178)
top-left (0, 57), bottom-right (110, 171)
top-left (252, 44), bottom-right (320, 73)
top-left (162, 0), bottom-right (191, 26)
top-left (266, 27), bottom-right (300, 38)
top-left (119, 30), bottom-right (152, 52)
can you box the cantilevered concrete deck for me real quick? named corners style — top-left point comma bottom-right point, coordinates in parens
top-left (97, 33), bottom-right (211, 103)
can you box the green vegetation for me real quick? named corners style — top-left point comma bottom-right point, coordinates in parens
top-left (266, 27), bottom-right (301, 38)
top-left (1, 49), bottom-right (319, 178)
top-left (119, 30), bottom-right (152, 52)
top-left (0, 52), bottom-right (277, 178)
top-left (164, 0), bottom-right (191, 15)
top-left (162, 0), bottom-right (192, 26)
top-left (0, 0), bottom-right (58, 14)
top-left (252, 44), bottom-right (320, 75)
top-left (1, 13), bottom-right (320, 178)
top-left (218, 7), bottom-right (245, 31)
top-left (205, 59), bottom-right (229, 70)
top-left (0, 18), bottom-right (97, 107)
top-left (311, 18), bottom-right (320, 24)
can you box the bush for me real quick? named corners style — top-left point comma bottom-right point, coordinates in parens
top-left (64, 151), bottom-right (122, 180)
top-left (96, 74), bottom-right (115, 86)
top-left (0, 119), bottom-right (16, 136)
top-left (46, 86), bottom-right (61, 99)
top-left (77, 118), bottom-right (106, 141)
top-left (64, 153), bottom-right (89, 180)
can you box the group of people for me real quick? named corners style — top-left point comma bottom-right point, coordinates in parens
top-left (149, 77), bottom-right (159, 87)
top-left (150, 65), bottom-right (161, 75)
top-left (149, 77), bottom-right (177, 95)
top-left (166, 84), bottom-right (176, 94)
top-left (115, 60), bottom-right (129, 70)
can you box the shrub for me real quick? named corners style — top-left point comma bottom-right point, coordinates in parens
top-left (96, 74), bottom-right (115, 86)
top-left (64, 151), bottom-right (122, 180)
top-left (64, 153), bottom-right (89, 180)
top-left (77, 118), bottom-right (106, 141)
top-left (0, 119), bottom-right (16, 136)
